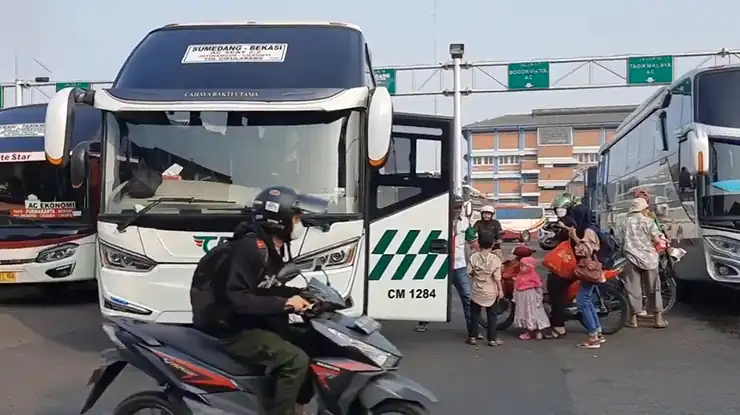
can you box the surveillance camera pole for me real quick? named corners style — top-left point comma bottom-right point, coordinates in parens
top-left (450, 43), bottom-right (464, 197)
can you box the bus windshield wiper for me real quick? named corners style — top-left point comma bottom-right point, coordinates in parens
top-left (0, 212), bottom-right (53, 231)
top-left (117, 197), bottom-right (236, 232)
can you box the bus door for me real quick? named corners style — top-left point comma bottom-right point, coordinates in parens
top-left (365, 112), bottom-right (453, 322)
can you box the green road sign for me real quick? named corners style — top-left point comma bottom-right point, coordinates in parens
top-left (627, 56), bottom-right (673, 85)
top-left (55, 82), bottom-right (91, 92)
top-left (508, 62), bottom-right (550, 90)
top-left (373, 69), bottom-right (397, 95)
top-left (368, 229), bottom-right (448, 280)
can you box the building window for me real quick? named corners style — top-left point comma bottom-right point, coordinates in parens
top-left (522, 196), bottom-right (539, 205)
top-left (472, 156), bottom-right (494, 165)
top-left (521, 173), bottom-right (538, 183)
top-left (577, 153), bottom-right (599, 164)
top-left (499, 198), bottom-right (521, 204)
top-left (521, 155), bottom-right (537, 161)
top-left (498, 155), bottom-right (520, 165)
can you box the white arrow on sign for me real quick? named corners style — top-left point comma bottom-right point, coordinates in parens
top-left (525, 82), bottom-right (533, 88)
top-left (646, 77), bottom-right (655, 83)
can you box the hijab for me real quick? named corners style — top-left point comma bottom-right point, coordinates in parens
top-left (570, 204), bottom-right (599, 238)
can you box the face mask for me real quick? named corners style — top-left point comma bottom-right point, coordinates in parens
top-left (555, 208), bottom-right (567, 218)
top-left (291, 221), bottom-right (305, 240)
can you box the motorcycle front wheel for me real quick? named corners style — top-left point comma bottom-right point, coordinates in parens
top-left (579, 283), bottom-right (629, 335)
top-left (113, 391), bottom-right (189, 415)
top-left (370, 401), bottom-right (430, 415)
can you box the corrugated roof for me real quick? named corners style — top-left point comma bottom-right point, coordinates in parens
top-left (464, 104), bottom-right (639, 132)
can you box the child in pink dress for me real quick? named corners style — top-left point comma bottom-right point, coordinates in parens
top-left (512, 251), bottom-right (552, 340)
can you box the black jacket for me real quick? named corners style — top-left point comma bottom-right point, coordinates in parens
top-left (474, 219), bottom-right (503, 249)
top-left (191, 226), bottom-right (302, 337)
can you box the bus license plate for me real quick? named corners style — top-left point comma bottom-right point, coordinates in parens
top-left (0, 272), bottom-right (16, 282)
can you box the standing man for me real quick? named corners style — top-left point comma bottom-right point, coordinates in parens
top-left (416, 197), bottom-right (474, 337)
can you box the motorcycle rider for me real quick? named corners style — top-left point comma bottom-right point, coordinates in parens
top-left (191, 186), bottom-right (314, 415)
top-left (546, 193), bottom-right (579, 338)
top-left (474, 204), bottom-right (504, 257)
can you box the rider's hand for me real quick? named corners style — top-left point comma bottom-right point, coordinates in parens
top-left (285, 295), bottom-right (312, 313)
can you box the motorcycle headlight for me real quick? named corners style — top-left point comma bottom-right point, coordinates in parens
top-left (325, 327), bottom-right (399, 369)
top-left (100, 242), bottom-right (156, 272)
top-left (295, 239), bottom-right (359, 272)
top-left (705, 236), bottom-right (740, 258)
top-left (36, 243), bottom-right (78, 263)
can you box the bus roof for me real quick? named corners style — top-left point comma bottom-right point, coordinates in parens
top-left (161, 21), bottom-right (362, 32)
top-left (602, 63), bottom-right (740, 155)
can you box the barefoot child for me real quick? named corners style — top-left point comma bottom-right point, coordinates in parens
top-left (512, 246), bottom-right (552, 340)
top-left (467, 231), bottom-right (504, 346)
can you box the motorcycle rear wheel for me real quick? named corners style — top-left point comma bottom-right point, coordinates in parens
top-left (113, 391), bottom-right (190, 415)
top-left (579, 283), bottom-right (629, 335)
top-left (478, 299), bottom-right (515, 331)
top-left (371, 401), bottom-right (430, 415)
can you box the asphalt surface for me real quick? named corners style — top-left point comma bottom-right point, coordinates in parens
top-left (2, 247), bottom-right (740, 415)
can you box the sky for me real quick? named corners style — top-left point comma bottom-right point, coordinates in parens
top-left (2, 0), bottom-right (739, 126)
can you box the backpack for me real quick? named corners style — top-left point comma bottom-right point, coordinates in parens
top-left (595, 229), bottom-right (618, 268)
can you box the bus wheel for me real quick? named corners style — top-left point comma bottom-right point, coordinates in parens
top-left (520, 230), bottom-right (531, 242)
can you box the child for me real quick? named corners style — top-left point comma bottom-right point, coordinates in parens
top-left (466, 231), bottom-right (504, 346)
top-left (511, 245), bottom-right (552, 340)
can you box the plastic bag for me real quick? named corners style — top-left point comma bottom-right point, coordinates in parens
top-left (543, 241), bottom-right (577, 278)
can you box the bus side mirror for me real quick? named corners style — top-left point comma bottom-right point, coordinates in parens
top-left (686, 129), bottom-right (709, 175)
top-left (659, 111), bottom-right (669, 151)
top-left (45, 87), bottom-right (77, 167)
top-left (463, 200), bottom-right (474, 218)
top-left (366, 87), bottom-right (393, 168)
top-left (69, 141), bottom-right (91, 188)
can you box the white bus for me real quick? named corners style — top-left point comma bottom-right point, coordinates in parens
top-left (596, 65), bottom-right (740, 286)
top-left (0, 103), bottom-right (100, 290)
top-left (43, 21), bottom-right (457, 323)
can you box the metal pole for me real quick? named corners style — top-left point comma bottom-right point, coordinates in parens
top-left (450, 44), bottom-right (464, 197)
top-left (14, 80), bottom-right (23, 106)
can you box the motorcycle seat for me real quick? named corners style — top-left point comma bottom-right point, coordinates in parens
top-left (130, 321), bottom-right (265, 376)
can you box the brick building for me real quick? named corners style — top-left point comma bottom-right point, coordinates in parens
top-left (462, 105), bottom-right (637, 206)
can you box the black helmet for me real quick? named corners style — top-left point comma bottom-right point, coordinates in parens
top-left (252, 186), bottom-right (303, 241)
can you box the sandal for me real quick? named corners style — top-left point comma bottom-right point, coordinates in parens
top-left (415, 323), bottom-right (428, 332)
top-left (519, 332), bottom-right (532, 340)
top-left (598, 334), bottom-right (607, 344)
top-left (466, 337), bottom-right (477, 345)
top-left (544, 328), bottom-right (565, 339)
top-left (577, 339), bottom-right (602, 349)
top-left (653, 320), bottom-right (668, 329)
top-left (488, 339), bottom-right (504, 347)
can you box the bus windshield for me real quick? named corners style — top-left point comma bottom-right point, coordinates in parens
top-left (701, 138), bottom-right (740, 220)
top-left (103, 110), bottom-right (361, 215)
top-left (695, 68), bottom-right (740, 129)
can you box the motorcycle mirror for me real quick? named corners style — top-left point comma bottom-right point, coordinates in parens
top-left (276, 263), bottom-right (302, 283)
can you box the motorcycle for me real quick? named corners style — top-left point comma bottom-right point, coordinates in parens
top-left (480, 256), bottom-right (630, 334)
top-left (81, 264), bottom-right (436, 415)
top-left (538, 222), bottom-right (559, 251)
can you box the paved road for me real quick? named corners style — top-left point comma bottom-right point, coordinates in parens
top-left (2, 266), bottom-right (740, 414)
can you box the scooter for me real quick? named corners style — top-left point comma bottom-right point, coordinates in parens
top-left (80, 264), bottom-right (436, 415)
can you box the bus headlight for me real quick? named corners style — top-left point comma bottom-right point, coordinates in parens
top-left (295, 239), bottom-right (359, 271)
top-left (705, 236), bottom-right (740, 258)
top-left (36, 243), bottom-right (78, 263)
top-left (100, 242), bottom-right (156, 272)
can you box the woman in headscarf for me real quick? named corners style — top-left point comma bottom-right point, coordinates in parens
top-left (618, 197), bottom-right (667, 329)
top-left (568, 204), bottom-right (606, 349)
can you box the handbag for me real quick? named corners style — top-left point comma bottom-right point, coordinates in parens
top-left (543, 241), bottom-right (577, 278)
top-left (574, 255), bottom-right (605, 284)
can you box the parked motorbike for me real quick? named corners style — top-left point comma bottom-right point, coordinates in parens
top-left (480, 257), bottom-right (630, 334)
top-left (81, 265), bottom-right (436, 415)
top-left (538, 222), bottom-right (559, 251)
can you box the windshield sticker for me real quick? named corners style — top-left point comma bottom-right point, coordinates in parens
top-left (0, 151), bottom-right (45, 163)
top-left (711, 180), bottom-right (740, 193)
top-left (0, 123), bottom-right (44, 138)
top-left (11, 208), bottom-right (81, 219)
top-left (24, 200), bottom-right (76, 209)
top-left (181, 43), bottom-right (288, 64)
